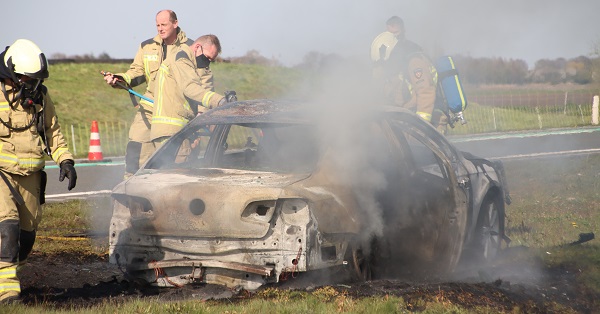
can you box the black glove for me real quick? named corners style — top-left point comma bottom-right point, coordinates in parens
top-left (224, 90), bottom-right (237, 103)
top-left (59, 160), bottom-right (77, 191)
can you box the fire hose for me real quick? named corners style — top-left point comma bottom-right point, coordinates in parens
top-left (100, 71), bottom-right (154, 106)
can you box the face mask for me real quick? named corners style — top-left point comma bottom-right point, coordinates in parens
top-left (18, 78), bottom-right (43, 109)
top-left (196, 54), bottom-right (211, 68)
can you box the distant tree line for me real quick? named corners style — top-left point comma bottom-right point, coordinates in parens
top-left (451, 55), bottom-right (596, 85)
top-left (51, 52), bottom-right (112, 61)
top-left (291, 52), bottom-right (599, 86)
top-left (50, 51), bottom-right (599, 85)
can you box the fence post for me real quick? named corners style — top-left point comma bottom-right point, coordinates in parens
top-left (592, 95), bottom-right (599, 125)
top-left (70, 124), bottom-right (77, 156)
top-left (78, 124), bottom-right (85, 158)
top-left (535, 106), bottom-right (542, 129)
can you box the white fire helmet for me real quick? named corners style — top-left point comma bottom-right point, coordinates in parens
top-left (4, 39), bottom-right (49, 79)
top-left (370, 31), bottom-right (398, 62)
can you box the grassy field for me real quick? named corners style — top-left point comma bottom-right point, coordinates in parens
top-left (44, 62), bottom-right (600, 157)
top-left (503, 154), bottom-right (600, 299)
top-left (43, 62), bottom-right (307, 157)
top-left (44, 62), bottom-right (305, 126)
top-left (44, 63), bottom-right (600, 131)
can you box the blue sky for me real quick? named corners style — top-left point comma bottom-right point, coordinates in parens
top-left (3, 0), bottom-right (599, 68)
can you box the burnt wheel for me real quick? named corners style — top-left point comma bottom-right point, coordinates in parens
top-left (350, 246), bottom-right (372, 282)
top-left (461, 194), bottom-right (505, 266)
top-left (478, 196), bottom-right (504, 261)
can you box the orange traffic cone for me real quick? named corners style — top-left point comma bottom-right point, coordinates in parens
top-left (88, 120), bottom-right (104, 161)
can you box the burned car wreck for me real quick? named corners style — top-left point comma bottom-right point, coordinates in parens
top-left (109, 99), bottom-right (511, 290)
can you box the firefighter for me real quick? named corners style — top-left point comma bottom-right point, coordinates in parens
top-left (0, 39), bottom-right (77, 303)
top-left (372, 16), bottom-right (448, 134)
top-left (103, 10), bottom-right (211, 178)
top-left (151, 34), bottom-right (237, 150)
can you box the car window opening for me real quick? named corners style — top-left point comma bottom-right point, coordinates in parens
top-left (150, 123), bottom-right (319, 173)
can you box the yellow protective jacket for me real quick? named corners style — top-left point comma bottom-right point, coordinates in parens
top-left (197, 59), bottom-right (215, 92)
top-left (384, 40), bottom-right (438, 122)
top-left (151, 45), bottom-right (224, 141)
top-left (0, 83), bottom-right (73, 176)
top-left (115, 28), bottom-right (198, 112)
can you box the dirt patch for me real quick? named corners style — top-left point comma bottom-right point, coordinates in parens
top-left (17, 245), bottom-right (598, 313)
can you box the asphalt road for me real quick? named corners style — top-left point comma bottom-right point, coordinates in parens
top-left (43, 126), bottom-right (600, 202)
top-left (44, 158), bottom-right (124, 202)
top-left (449, 126), bottom-right (600, 160)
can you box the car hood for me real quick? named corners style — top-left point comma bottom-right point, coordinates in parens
top-left (112, 169), bottom-right (311, 238)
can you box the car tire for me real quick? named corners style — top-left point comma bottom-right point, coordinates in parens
top-left (349, 244), bottom-right (373, 282)
top-left (461, 193), bottom-right (505, 266)
top-left (476, 195), bottom-right (505, 262)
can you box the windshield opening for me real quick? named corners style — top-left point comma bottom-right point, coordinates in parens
top-left (148, 123), bottom-right (319, 173)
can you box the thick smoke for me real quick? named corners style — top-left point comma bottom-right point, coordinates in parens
top-left (294, 54), bottom-right (391, 249)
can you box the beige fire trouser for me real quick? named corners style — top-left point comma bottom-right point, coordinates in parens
top-left (127, 108), bottom-right (156, 176)
top-left (0, 171), bottom-right (42, 301)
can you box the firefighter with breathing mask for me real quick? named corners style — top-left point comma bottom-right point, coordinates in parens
top-left (371, 16), bottom-right (448, 134)
top-left (0, 39), bottom-right (77, 303)
top-left (151, 34), bottom-right (237, 150)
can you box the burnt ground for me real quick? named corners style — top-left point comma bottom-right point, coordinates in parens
top-left (17, 244), bottom-right (598, 313)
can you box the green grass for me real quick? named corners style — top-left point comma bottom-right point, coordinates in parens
top-left (503, 155), bottom-right (600, 248)
top-left (41, 62), bottom-right (599, 157)
top-left (503, 154), bottom-right (600, 297)
top-left (35, 198), bottom-right (111, 256)
top-left (45, 63), bottom-right (137, 126)
top-left (447, 102), bottom-right (593, 135)
top-left (44, 63), bottom-right (598, 134)
top-left (44, 62), bottom-right (306, 157)
top-left (2, 289), bottom-right (508, 314)
top-left (212, 62), bottom-right (308, 100)
top-left (44, 62), bottom-right (305, 127)
top-left (4, 284), bottom-right (577, 313)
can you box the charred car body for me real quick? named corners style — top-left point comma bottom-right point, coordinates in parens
top-left (109, 99), bottom-right (511, 290)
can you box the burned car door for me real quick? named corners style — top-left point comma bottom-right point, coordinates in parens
top-left (376, 112), bottom-right (468, 273)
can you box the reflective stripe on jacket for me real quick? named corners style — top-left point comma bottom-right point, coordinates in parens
top-left (151, 46), bottom-right (224, 141)
top-left (0, 85), bottom-right (73, 176)
top-left (115, 28), bottom-right (196, 112)
top-left (384, 39), bottom-right (438, 123)
top-left (408, 55), bottom-right (437, 122)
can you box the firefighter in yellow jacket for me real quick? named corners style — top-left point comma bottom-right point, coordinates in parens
top-left (0, 39), bottom-right (77, 303)
top-left (151, 34), bottom-right (236, 148)
top-left (103, 10), bottom-right (213, 177)
top-left (372, 16), bottom-right (448, 134)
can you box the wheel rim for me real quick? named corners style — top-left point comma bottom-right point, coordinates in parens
top-left (481, 201), bottom-right (500, 260)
